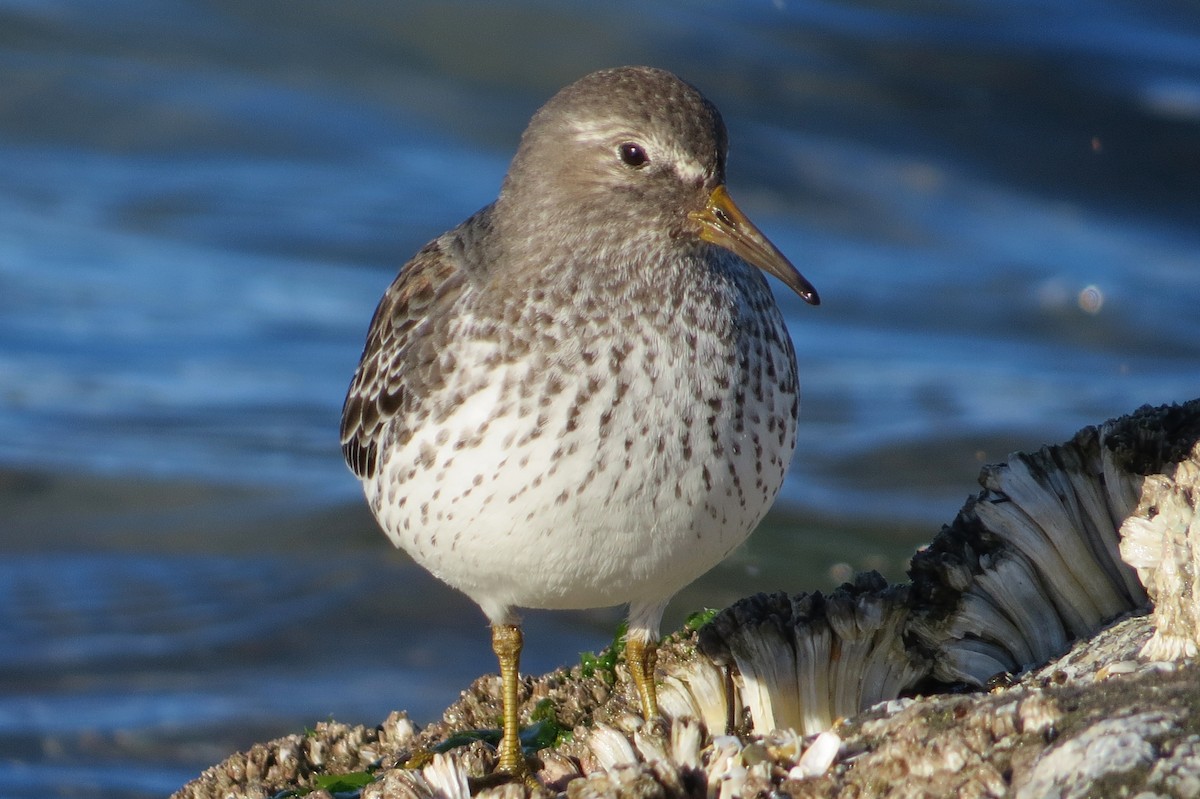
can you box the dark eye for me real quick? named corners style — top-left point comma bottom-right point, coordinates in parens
top-left (618, 142), bottom-right (649, 168)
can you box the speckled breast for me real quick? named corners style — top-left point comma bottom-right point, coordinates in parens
top-left (364, 264), bottom-right (799, 618)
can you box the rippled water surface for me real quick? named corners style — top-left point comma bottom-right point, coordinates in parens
top-left (2, 2), bottom-right (1198, 796)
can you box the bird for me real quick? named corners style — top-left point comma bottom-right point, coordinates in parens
top-left (340, 65), bottom-right (819, 779)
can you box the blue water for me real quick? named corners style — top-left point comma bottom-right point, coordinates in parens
top-left (2, 1), bottom-right (1198, 796)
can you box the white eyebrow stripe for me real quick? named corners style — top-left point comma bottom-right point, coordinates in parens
top-left (569, 119), bottom-right (710, 183)
top-left (567, 116), bottom-right (633, 145)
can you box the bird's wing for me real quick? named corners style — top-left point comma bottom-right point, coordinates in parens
top-left (340, 226), bottom-right (477, 480)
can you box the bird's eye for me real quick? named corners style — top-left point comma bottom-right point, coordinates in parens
top-left (618, 142), bottom-right (649, 169)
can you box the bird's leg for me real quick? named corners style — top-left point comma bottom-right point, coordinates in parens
top-left (625, 634), bottom-right (660, 721)
top-left (490, 623), bottom-right (529, 778)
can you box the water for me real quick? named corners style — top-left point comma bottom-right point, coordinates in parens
top-left (2, 1), bottom-right (1198, 796)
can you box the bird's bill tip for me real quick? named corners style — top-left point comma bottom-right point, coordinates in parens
top-left (689, 185), bottom-right (820, 306)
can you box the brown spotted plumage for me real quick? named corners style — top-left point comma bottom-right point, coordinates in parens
top-left (340, 66), bottom-right (818, 779)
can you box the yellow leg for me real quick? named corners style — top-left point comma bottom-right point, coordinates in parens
top-left (625, 635), bottom-right (659, 720)
top-left (491, 623), bottom-right (529, 778)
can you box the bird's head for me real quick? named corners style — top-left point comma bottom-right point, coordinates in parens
top-left (498, 66), bottom-right (818, 306)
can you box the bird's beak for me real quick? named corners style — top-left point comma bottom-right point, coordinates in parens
top-left (689, 185), bottom-right (820, 306)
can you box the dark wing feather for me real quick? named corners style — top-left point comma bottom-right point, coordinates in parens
top-left (340, 235), bottom-right (471, 480)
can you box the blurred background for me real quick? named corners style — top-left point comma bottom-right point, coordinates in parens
top-left (1, 1), bottom-right (1198, 796)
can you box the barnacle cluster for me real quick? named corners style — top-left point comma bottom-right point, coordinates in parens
top-left (174, 712), bottom-right (419, 799)
top-left (907, 418), bottom-right (1151, 686)
top-left (1119, 439), bottom-right (1200, 661)
top-left (697, 574), bottom-right (925, 735)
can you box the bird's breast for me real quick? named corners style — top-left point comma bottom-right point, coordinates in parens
top-left (365, 263), bottom-right (799, 610)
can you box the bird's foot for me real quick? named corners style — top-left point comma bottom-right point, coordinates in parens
top-left (482, 756), bottom-right (540, 791)
top-left (640, 713), bottom-right (668, 738)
